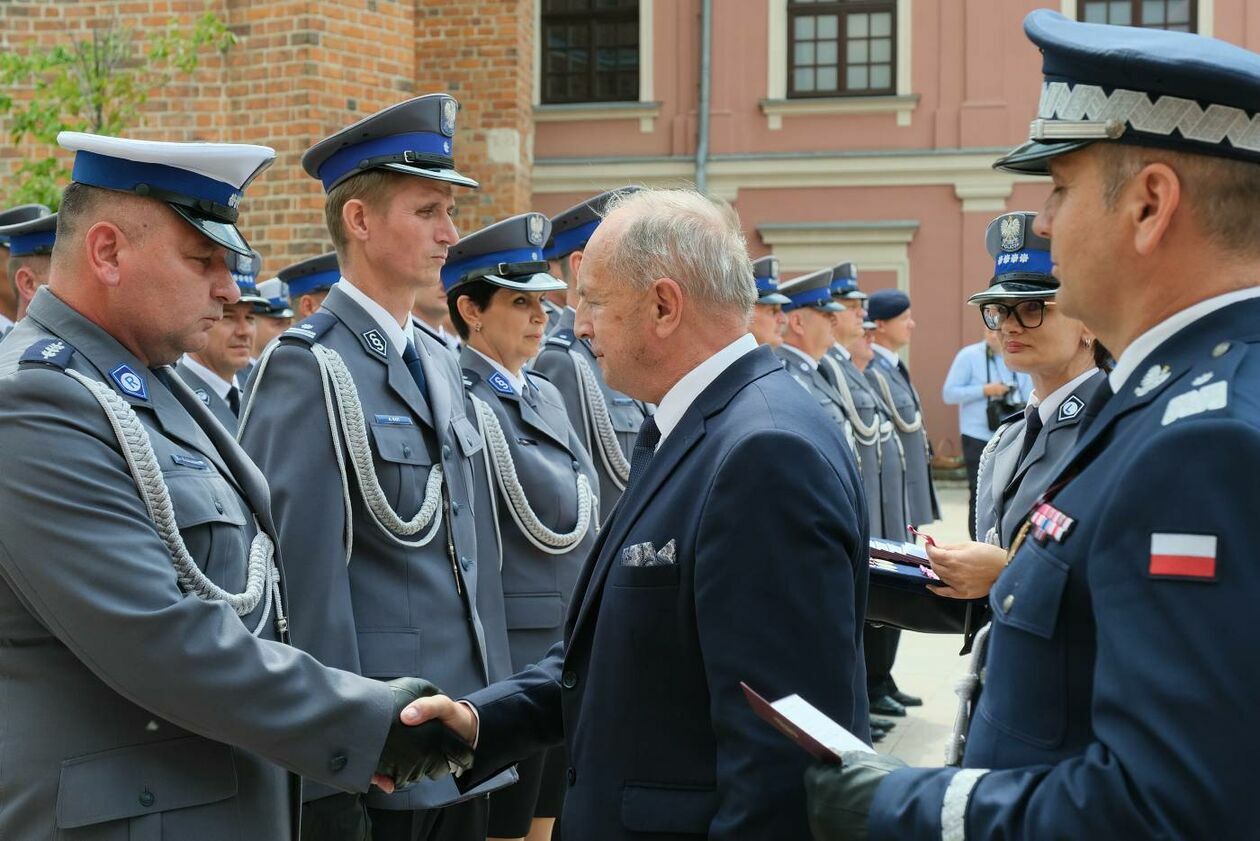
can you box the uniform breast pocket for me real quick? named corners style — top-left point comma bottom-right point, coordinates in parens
top-left (164, 470), bottom-right (250, 585)
top-left (980, 543), bottom-right (1071, 748)
top-left (369, 422), bottom-right (435, 514)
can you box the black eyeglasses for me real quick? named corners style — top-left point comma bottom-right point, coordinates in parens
top-left (981, 300), bottom-right (1054, 330)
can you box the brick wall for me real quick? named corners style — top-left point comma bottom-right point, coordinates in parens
top-left (0, 0), bottom-right (536, 273)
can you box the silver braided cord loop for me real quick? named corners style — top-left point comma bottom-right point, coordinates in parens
top-left (310, 344), bottom-right (445, 547)
top-left (945, 623), bottom-right (991, 767)
top-left (572, 351), bottom-right (631, 489)
top-left (65, 370), bottom-right (280, 636)
top-left (973, 421), bottom-right (1012, 541)
top-left (872, 368), bottom-right (924, 433)
top-left (471, 394), bottom-right (595, 555)
top-left (820, 354), bottom-right (881, 444)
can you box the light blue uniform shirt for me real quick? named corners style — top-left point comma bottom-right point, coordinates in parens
top-left (942, 340), bottom-right (1031, 441)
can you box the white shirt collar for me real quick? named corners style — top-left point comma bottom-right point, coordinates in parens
top-left (1109, 287), bottom-right (1260, 390)
top-left (654, 334), bottom-right (758, 448)
top-left (1030, 367), bottom-right (1098, 425)
top-left (871, 343), bottom-right (899, 364)
top-left (832, 342), bottom-right (852, 360)
top-left (0, 314), bottom-right (13, 331)
top-left (780, 343), bottom-right (817, 368)
top-left (181, 354), bottom-right (237, 399)
top-left (336, 277), bottom-right (409, 357)
top-left (469, 346), bottom-right (527, 395)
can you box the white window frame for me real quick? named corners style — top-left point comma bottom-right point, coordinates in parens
top-left (1061, 0), bottom-right (1212, 35)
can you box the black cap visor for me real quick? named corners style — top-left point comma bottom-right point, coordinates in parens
top-left (169, 204), bottom-right (252, 257)
top-left (967, 277), bottom-right (1059, 306)
top-left (378, 161), bottom-right (479, 190)
top-left (993, 138), bottom-right (1098, 175)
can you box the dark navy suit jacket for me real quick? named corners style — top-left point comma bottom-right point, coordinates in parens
top-left (871, 297), bottom-right (1260, 840)
top-left (462, 344), bottom-right (870, 840)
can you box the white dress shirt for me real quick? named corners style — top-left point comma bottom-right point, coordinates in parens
top-left (779, 343), bottom-right (817, 370)
top-left (180, 354), bottom-right (239, 398)
top-left (871, 343), bottom-right (900, 366)
top-left (1109, 286), bottom-right (1260, 390)
top-left (336, 277), bottom-right (409, 357)
top-left (653, 333), bottom-right (758, 448)
top-left (832, 342), bottom-right (852, 360)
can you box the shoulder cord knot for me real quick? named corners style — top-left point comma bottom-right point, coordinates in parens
top-left (470, 393), bottom-right (596, 554)
top-left (572, 351), bottom-right (631, 489)
top-left (67, 369), bottom-right (284, 636)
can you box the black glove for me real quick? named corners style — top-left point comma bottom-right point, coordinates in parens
top-left (804, 751), bottom-right (907, 841)
top-left (375, 678), bottom-right (475, 789)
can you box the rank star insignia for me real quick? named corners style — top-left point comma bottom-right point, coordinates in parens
top-left (999, 215), bottom-right (1023, 252)
top-left (1134, 364), bottom-right (1172, 397)
top-left (362, 329), bottom-right (388, 358)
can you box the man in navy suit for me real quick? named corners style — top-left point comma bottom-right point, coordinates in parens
top-left (387, 188), bottom-right (871, 840)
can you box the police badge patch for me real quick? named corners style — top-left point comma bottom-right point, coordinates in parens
top-left (1000, 215), bottom-right (1024, 252)
top-left (362, 329), bottom-right (388, 358)
top-left (488, 371), bottom-right (516, 396)
top-left (109, 364), bottom-right (148, 401)
top-left (1057, 395), bottom-right (1084, 422)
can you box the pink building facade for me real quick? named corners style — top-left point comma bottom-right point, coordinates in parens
top-left (528, 0), bottom-right (1254, 452)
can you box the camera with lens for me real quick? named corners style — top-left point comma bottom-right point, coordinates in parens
top-left (987, 387), bottom-right (1026, 431)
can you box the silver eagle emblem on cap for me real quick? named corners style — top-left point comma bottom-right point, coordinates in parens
top-left (999, 215), bottom-right (1023, 252)
top-left (440, 98), bottom-right (458, 137)
top-left (527, 214), bottom-right (545, 246)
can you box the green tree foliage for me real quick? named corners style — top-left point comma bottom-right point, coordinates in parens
top-left (0, 12), bottom-right (235, 208)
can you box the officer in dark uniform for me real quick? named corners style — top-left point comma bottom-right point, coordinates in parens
top-left (806, 12), bottom-right (1260, 839)
top-left (533, 188), bottom-right (650, 510)
top-left (748, 255), bottom-right (790, 347)
top-left (0, 203), bottom-right (51, 337)
top-left (238, 96), bottom-right (512, 841)
top-left (0, 209), bottom-right (57, 324)
top-left (443, 212), bottom-right (600, 841)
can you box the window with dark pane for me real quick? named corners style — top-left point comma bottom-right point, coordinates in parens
top-left (1078, 0), bottom-right (1196, 31)
top-left (542, 0), bottom-right (639, 104)
top-left (788, 1), bottom-right (895, 98)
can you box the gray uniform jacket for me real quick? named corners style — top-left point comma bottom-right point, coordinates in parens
top-left (976, 369), bottom-right (1107, 547)
top-left (175, 361), bottom-right (238, 432)
top-left (412, 315), bottom-right (460, 359)
top-left (461, 347), bottom-right (600, 672)
top-left (866, 352), bottom-right (940, 526)
top-left (531, 308), bottom-right (649, 510)
top-left (542, 298), bottom-right (564, 338)
top-left (775, 346), bottom-right (853, 440)
top-left (820, 347), bottom-right (909, 541)
top-left (0, 289), bottom-right (393, 841)
top-left (238, 284), bottom-right (508, 811)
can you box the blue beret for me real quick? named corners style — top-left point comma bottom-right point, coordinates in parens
top-left (997, 10), bottom-right (1260, 173)
top-left (544, 187), bottom-right (641, 260)
top-left (866, 289), bottom-right (910, 321)
top-left (303, 94), bottom-right (478, 193)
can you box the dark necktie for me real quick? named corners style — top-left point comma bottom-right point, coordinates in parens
top-left (402, 339), bottom-right (429, 403)
top-left (1017, 406), bottom-right (1044, 467)
top-left (896, 359), bottom-right (913, 385)
top-left (626, 415), bottom-right (661, 490)
top-left (226, 385), bottom-right (241, 417)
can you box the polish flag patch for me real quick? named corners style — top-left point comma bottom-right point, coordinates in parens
top-left (1149, 533), bottom-right (1218, 580)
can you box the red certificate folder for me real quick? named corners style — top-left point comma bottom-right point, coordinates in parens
top-left (740, 682), bottom-right (875, 764)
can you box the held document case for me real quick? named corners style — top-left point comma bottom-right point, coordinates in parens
top-left (866, 538), bottom-right (985, 636)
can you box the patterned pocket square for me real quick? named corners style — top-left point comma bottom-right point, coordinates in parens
top-left (621, 539), bottom-right (677, 567)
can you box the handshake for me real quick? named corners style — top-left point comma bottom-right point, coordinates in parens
top-left (373, 678), bottom-right (479, 791)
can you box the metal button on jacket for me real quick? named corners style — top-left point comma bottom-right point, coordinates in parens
top-left (329, 753), bottom-right (348, 772)
top-left (1002, 593), bottom-right (1015, 613)
top-left (561, 670), bottom-right (578, 689)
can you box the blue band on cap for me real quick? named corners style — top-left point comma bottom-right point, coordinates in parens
top-left (8, 230), bottom-right (55, 257)
top-left (994, 249), bottom-right (1053, 276)
top-left (784, 286), bottom-right (834, 309)
top-left (287, 269), bottom-right (341, 297)
top-left (755, 276), bottom-right (780, 294)
top-left (544, 219), bottom-right (601, 260)
top-left (317, 131), bottom-right (454, 191)
top-left (442, 246), bottom-right (545, 290)
top-left (72, 151), bottom-right (240, 210)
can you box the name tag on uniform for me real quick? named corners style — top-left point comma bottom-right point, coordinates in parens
top-left (374, 414), bottom-right (414, 426)
top-left (171, 453), bottom-right (208, 470)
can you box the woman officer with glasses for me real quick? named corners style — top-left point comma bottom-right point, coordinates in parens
top-left (922, 212), bottom-right (1110, 764)
top-left (442, 213), bottom-right (600, 841)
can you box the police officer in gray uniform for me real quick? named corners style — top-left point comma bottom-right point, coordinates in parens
top-left (177, 252), bottom-right (268, 431)
top-left (238, 95), bottom-right (511, 841)
top-left (0, 202), bottom-right (51, 338)
top-left (776, 267), bottom-right (853, 441)
top-left (0, 131), bottom-right (469, 841)
top-left (819, 264), bottom-right (910, 542)
top-left (533, 188), bottom-right (649, 509)
top-left (443, 212), bottom-right (600, 840)
top-left (0, 208), bottom-right (57, 325)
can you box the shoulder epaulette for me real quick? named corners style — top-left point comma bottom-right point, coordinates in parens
top-left (461, 368), bottom-right (481, 390)
top-left (19, 337), bottom-right (75, 370)
top-left (280, 311), bottom-right (337, 345)
top-left (525, 368), bottom-right (552, 385)
top-left (545, 328), bottom-right (576, 350)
